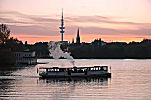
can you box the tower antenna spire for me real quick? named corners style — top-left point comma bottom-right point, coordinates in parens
top-left (62, 8), bottom-right (63, 19)
top-left (59, 8), bottom-right (65, 42)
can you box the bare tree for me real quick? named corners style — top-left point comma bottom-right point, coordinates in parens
top-left (0, 24), bottom-right (10, 45)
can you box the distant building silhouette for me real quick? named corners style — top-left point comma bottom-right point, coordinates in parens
top-left (59, 9), bottom-right (65, 42)
top-left (25, 41), bottom-right (28, 45)
top-left (76, 28), bottom-right (80, 44)
top-left (72, 38), bottom-right (74, 44)
top-left (91, 38), bottom-right (106, 46)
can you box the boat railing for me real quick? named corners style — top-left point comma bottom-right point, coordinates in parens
top-left (39, 66), bottom-right (109, 73)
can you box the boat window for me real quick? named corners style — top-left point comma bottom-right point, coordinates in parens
top-left (96, 67), bottom-right (98, 70)
top-left (59, 69), bottom-right (65, 72)
top-left (55, 69), bottom-right (59, 72)
top-left (98, 67), bottom-right (100, 70)
top-left (100, 67), bottom-right (104, 70)
top-left (103, 67), bottom-right (107, 71)
top-left (48, 69), bottom-right (52, 72)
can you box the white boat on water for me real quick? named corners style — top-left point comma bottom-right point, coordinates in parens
top-left (38, 66), bottom-right (111, 78)
top-left (41, 42), bottom-right (111, 79)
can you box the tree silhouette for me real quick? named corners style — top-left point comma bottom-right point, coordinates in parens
top-left (0, 24), bottom-right (10, 45)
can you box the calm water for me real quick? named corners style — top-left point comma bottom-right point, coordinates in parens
top-left (0, 59), bottom-right (151, 100)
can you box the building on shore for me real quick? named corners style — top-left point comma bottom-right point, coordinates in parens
top-left (14, 50), bottom-right (37, 65)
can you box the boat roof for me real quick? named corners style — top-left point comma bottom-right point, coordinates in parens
top-left (39, 66), bottom-right (108, 69)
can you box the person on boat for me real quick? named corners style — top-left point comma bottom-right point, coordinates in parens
top-left (84, 69), bottom-right (88, 75)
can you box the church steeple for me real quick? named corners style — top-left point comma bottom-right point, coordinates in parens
top-left (59, 8), bottom-right (65, 42)
top-left (76, 28), bottom-right (80, 44)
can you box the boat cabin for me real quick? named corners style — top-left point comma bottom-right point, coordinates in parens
top-left (39, 66), bottom-right (109, 73)
top-left (38, 65), bottom-right (111, 78)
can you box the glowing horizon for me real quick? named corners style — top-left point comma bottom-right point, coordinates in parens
top-left (1, 0), bottom-right (151, 44)
top-left (11, 33), bottom-right (148, 44)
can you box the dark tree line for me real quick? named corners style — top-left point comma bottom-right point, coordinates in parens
top-left (68, 39), bottom-right (151, 59)
top-left (29, 42), bottom-right (49, 58)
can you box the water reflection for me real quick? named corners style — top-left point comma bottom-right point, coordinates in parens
top-left (38, 77), bottom-right (110, 100)
top-left (1, 59), bottom-right (151, 100)
top-left (0, 65), bottom-right (36, 76)
top-left (39, 77), bottom-right (110, 85)
top-left (0, 65), bottom-right (37, 99)
top-left (0, 79), bottom-right (15, 97)
top-left (0, 67), bottom-right (16, 76)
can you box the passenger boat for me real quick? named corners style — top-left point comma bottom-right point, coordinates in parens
top-left (39, 66), bottom-right (111, 78)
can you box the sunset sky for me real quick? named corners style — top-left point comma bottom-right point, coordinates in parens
top-left (0, 0), bottom-right (151, 44)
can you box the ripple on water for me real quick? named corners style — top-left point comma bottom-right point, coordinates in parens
top-left (0, 59), bottom-right (151, 100)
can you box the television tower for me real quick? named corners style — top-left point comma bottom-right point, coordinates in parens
top-left (59, 9), bottom-right (65, 42)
